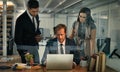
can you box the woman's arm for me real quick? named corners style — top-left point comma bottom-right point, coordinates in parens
top-left (69, 29), bottom-right (75, 39)
top-left (90, 29), bottom-right (96, 56)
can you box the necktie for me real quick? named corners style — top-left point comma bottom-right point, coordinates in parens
top-left (60, 44), bottom-right (63, 54)
top-left (32, 17), bottom-right (36, 31)
top-left (32, 17), bottom-right (35, 24)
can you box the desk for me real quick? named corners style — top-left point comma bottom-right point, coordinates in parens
top-left (12, 65), bottom-right (87, 72)
top-left (0, 55), bottom-right (87, 72)
top-left (42, 65), bottom-right (87, 72)
top-left (0, 55), bottom-right (117, 72)
top-left (0, 64), bottom-right (118, 72)
top-left (0, 65), bottom-right (87, 72)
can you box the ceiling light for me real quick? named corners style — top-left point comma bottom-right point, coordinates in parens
top-left (59, 0), bottom-right (66, 5)
top-left (72, 10), bottom-right (75, 13)
top-left (64, 10), bottom-right (67, 13)
top-left (48, 10), bottom-right (51, 13)
top-left (0, 1), bottom-right (14, 6)
top-left (53, 0), bottom-right (66, 10)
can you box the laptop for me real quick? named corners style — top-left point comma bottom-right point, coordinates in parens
top-left (46, 54), bottom-right (73, 70)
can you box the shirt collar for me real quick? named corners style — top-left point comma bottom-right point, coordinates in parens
top-left (57, 39), bottom-right (66, 46)
top-left (27, 10), bottom-right (33, 20)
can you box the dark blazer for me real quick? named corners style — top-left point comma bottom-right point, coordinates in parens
top-left (41, 38), bottom-right (77, 64)
top-left (14, 11), bottom-right (41, 46)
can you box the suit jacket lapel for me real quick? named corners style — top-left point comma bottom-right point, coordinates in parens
top-left (25, 11), bottom-right (36, 31)
top-left (65, 38), bottom-right (69, 54)
top-left (53, 39), bottom-right (58, 54)
top-left (35, 15), bottom-right (39, 29)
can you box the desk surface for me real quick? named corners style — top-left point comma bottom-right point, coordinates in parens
top-left (0, 63), bottom-right (118, 72)
top-left (43, 65), bottom-right (87, 72)
top-left (0, 55), bottom-right (87, 72)
top-left (0, 65), bottom-right (87, 72)
top-left (0, 55), bottom-right (118, 72)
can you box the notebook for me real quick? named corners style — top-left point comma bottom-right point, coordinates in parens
top-left (46, 54), bottom-right (73, 70)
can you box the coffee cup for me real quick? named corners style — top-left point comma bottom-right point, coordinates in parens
top-left (80, 60), bottom-right (88, 67)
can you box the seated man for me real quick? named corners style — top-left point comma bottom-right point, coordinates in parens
top-left (41, 24), bottom-right (77, 66)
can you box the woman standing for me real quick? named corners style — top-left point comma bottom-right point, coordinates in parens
top-left (69, 7), bottom-right (96, 60)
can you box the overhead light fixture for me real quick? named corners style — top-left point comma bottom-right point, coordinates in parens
top-left (40, 0), bottom-right (52, 13)
top-left (48, 10), bottom-right (52, 13)
top-left (53, 0), bottom-right (66, 10)
top-left (64, 10), bottom-right (67, 13)
top-left (0, 1), bottom-right (14, 7)
top-left (59, 0), bottom-right (66, 5)
top-left (100, 16), bottom-right (108, 19)
top-left (72, 10), bottom-right (75, 13)
top-left (55, 0), bottom-right (82, 13)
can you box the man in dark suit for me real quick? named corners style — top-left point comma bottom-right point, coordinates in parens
top-left (14, 0), bottom-right (41, 63)
top-left (41, 24), bottom-right (77, 65)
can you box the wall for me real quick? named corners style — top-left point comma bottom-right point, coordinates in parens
top-left (39, 14), bottom-right (77, 37)
top-left (92, 2), bottom-right (120, 71)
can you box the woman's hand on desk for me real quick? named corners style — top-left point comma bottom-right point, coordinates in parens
top-left (72, 62), bottom-right (77, 69)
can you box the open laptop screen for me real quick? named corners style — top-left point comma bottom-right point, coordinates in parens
top-left (46, 54), bottom-right (73, 70)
